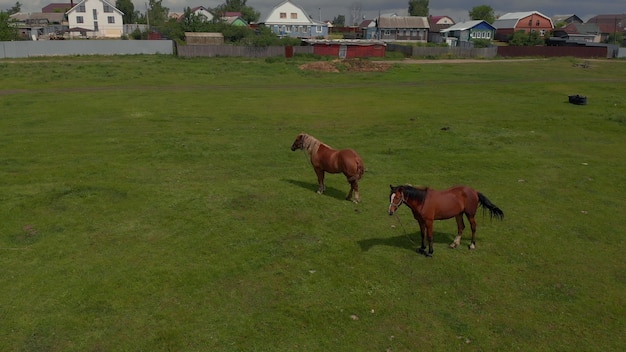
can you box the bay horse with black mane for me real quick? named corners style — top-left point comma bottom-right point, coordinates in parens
top-left (291, 133), bottom-right (364, 203)
top-left (388, 184), bottom-right (503, 257)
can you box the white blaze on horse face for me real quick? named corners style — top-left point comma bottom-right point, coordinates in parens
top-left (389, 193), bottom-right (397, 213)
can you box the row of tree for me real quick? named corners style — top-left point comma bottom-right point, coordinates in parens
top-left (115, 0), bottom-right (260, 29)
top-left (118, 0), bottom-right (300, 45)
top-left (409, 1), bottom-right (496, 23)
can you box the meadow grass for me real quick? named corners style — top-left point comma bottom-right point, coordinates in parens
top-left (1, 56), bottom-right (625, 351)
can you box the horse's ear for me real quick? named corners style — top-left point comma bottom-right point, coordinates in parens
top-left (390, 184), bottom-right (394, 189)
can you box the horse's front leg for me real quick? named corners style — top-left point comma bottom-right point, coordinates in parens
top-left (314, 168), bottom-right (325, 194)
top-left (450, 214), bottom-right (465, 249)
top-left (416, 219), bottom-right (428, 255)
top-left (425, 221), bottom-right (434, 257)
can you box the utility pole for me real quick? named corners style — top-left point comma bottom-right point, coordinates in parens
top-left (145, 2), bottom-right (150, 30)
top-left (614, 16), bottom-right (618, 44)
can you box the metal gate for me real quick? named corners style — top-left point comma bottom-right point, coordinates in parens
top-left (339, 45), bottom-right (347, 59)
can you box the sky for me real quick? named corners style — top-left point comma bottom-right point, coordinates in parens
top-left (5, 0), bottom-right (625, 23)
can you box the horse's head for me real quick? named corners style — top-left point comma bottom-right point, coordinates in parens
top-left (388, 185), bottom-right (405, 215)
top-left (290, 133), bottom-right (306, 151)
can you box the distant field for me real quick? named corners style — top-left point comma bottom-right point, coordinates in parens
top-left (1, 56), bottom-right (625, 351)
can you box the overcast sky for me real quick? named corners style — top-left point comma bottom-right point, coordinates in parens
top-left (5, 0), bottom-right (625, 23)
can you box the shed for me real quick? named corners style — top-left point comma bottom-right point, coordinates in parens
top-left (377, 15), bottom-right (429, 42)
top-left (302, 39), bottom-right (386, 59)
top-left (185, 32), bottom-right (224, 45)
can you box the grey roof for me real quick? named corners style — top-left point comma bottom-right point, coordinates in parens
top-left (492, 18), bottom-right (518, 29)
top-left (10, 12), bottom-right (65, 23)
top-left (441, 20), bottom-right (485, 32)
top-left (564, 23), bottom-right (600, 35)
top-left (378, 16), bottom-right (429, 29)
top-left (552, 14), bottom-right (582, 23)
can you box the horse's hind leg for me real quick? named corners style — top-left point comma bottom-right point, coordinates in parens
top-left (467, 215), bottom-right (477, 250)
top-left (450, 214), bottom-right (465, 249)
top-left (347, 180), bottom-right (360, 203)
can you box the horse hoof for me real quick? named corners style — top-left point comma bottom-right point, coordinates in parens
top-left (468, 244), bottom-right (476, 250)
top-left (449, 243), bottom-right (457, 249)
top-left (417, 247), bottom-right (426, 255)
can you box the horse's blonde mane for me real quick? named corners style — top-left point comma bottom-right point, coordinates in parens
top-left (301, 133), bottom-right (327, 157)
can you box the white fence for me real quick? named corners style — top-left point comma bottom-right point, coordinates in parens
top-left (0, 40), bottom-right (174, 59)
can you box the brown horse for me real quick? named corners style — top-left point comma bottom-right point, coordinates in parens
top-left (388, 184), bottom-right (503, 257)
top-left (291, 133), bottom-right (364, 203)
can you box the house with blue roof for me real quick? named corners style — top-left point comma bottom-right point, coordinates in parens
top-left (440, 20), bottom-right (495, 47)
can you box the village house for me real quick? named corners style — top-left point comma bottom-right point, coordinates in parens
top-left (441, 20), bottom-right (495, 47)
top-left (552, 23), bottom-right (602, 43)
top-left (493, 11), bottom-right (554, 42)
top-left (586, 14), bottom-right (626, 43)
top-left (261, 0), bottom-right (328, 39)
top-left (66, 0), bottom-right (124, 38)
top-left (428, 15), bottom-right (455, 43)
top-left (377, 15), bottom-right (429, 42)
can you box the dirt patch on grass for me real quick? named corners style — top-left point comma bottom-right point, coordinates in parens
top-left (299, 59), bottom-right (392, 73)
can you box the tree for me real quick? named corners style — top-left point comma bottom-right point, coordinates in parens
top-left (606, 32), bottom-right (624, 46)
top-left (469, 5), bottom-right (495, 24)
top-left (408, 0), bottom-right (429, 17)
top-left (179, 7), bottom-right (210, 32)
top-left (213, 0), bottom-right (260, 24)
top-left (7, 1), bottom-right (21, 15)
top-left (0, 11), bottom-right (19, 40)
top-left (332, 15), bottom-right (345, 27)
top-left (146, 0), bottom-right (169, 29)
top-left (508, 30), bottom-right (544, 46)
top-left (116, 0), bottom-right (137, 24)
top-left (350, 2), bottom-right (362, 26)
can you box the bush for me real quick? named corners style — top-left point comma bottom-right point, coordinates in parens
top-left (472, 39), bottom-right (492, 48)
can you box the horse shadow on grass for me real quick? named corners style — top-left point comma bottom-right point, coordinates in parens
top-left (358, 231), bottom-right (454, 253)
top-left (282, 178), bottom-right (347, 201)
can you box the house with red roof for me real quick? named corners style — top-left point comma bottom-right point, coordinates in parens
top-left (493, 11), bottom-right (553, 42)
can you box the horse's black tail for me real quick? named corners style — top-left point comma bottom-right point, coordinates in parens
top-left (478, 193), bottom-right (504, 220)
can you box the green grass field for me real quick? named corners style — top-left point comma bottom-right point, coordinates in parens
top-left (1, 56), bottom-right (625, 351)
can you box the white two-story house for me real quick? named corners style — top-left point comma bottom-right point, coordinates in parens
top-left (66, 0), bottom-right (124, 38)
top-left (261, 0), bottom-right (328, 39)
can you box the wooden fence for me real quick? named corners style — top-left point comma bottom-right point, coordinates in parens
top-left (177, 45), bottom-right (313, 58)
top-left (387, 44), bottom-right (614, 59)
top-left (497, 45), bottom-right (609, 58)
top-left (387, 44), bottom-right (497, 58)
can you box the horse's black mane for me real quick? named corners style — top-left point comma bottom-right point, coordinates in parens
top-left (399, 185), bottom-right (428, 203)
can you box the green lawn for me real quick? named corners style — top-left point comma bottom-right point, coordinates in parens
top-left (1, 56), bottom-right (625, 351)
